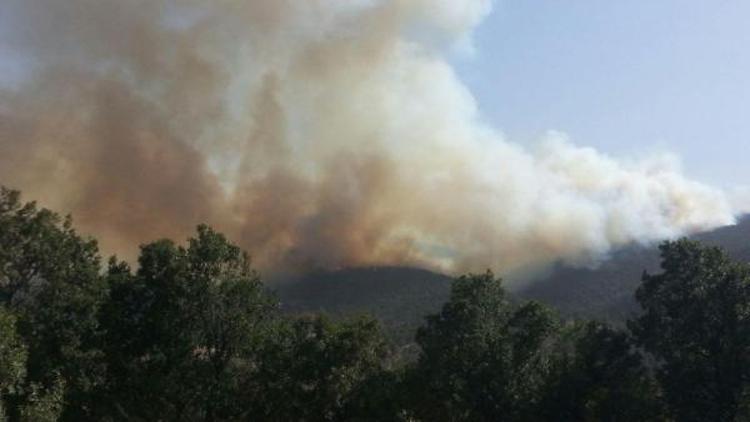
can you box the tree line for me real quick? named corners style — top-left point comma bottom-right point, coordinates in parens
top-left (2, 186), bottom-right (750, 421)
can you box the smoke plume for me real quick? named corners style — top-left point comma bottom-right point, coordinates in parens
top-left (0, 0), bottom-right (736, 275)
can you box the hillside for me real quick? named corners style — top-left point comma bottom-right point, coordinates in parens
top-left (517, 214), bottom-right (750, 322)
top-left (274, 216), bottom-right (750, 340)
top-left (273, 267), bottom-right (452, 347)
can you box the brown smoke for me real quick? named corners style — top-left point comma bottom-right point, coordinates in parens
top-left (0, 0), bottom-right (737, 275)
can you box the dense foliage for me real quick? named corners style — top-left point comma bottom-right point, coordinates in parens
top-left (2, 186), bottom-right (750, 420)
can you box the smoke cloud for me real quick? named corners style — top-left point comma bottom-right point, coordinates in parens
top-left (0, 0), bottom-right (736, 276)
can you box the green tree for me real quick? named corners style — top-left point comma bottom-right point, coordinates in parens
top-left (252, 315), bottom-right (392, 421)
top-left (98, 225), bottom-right (277, 421)
top-left (0, 187), bottom-right (106, 419)
top-left (0, 307), bottom-right (27, 421)
top-left (408, 271), bottom-right (559, 421)
top-left (631, 239), bottom-right (750, 421)
top-left (0, 306), bottom-right (64, 422)
top-left (539, 321), bottom-right (664, 421)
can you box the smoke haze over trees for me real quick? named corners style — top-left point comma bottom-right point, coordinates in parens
top-left (2, 187), bottom-right (750, 420)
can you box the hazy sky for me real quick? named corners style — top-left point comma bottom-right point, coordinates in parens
top-left (1, 1), bottom-right (747, 189)
top-left (0, 0), bottom-right (742, 272)
top-left (455, 1), bottom-right (750, 189)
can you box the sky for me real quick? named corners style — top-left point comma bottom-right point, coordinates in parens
top-left (454, 0), bottom-right (750, 189)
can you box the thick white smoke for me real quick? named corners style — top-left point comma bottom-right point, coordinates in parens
top-left (0, 0), bottom-right (736, 275)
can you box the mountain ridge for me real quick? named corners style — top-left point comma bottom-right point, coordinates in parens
top-left (274, 215), bottom-right (750, 340)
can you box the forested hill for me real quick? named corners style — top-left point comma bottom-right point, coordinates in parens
top-left (275, 215), bottom-right (750, 328)
top-left (517, 214), bottom-right (750, 321)
top-left (274, 267), bottom-right (452, 346)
